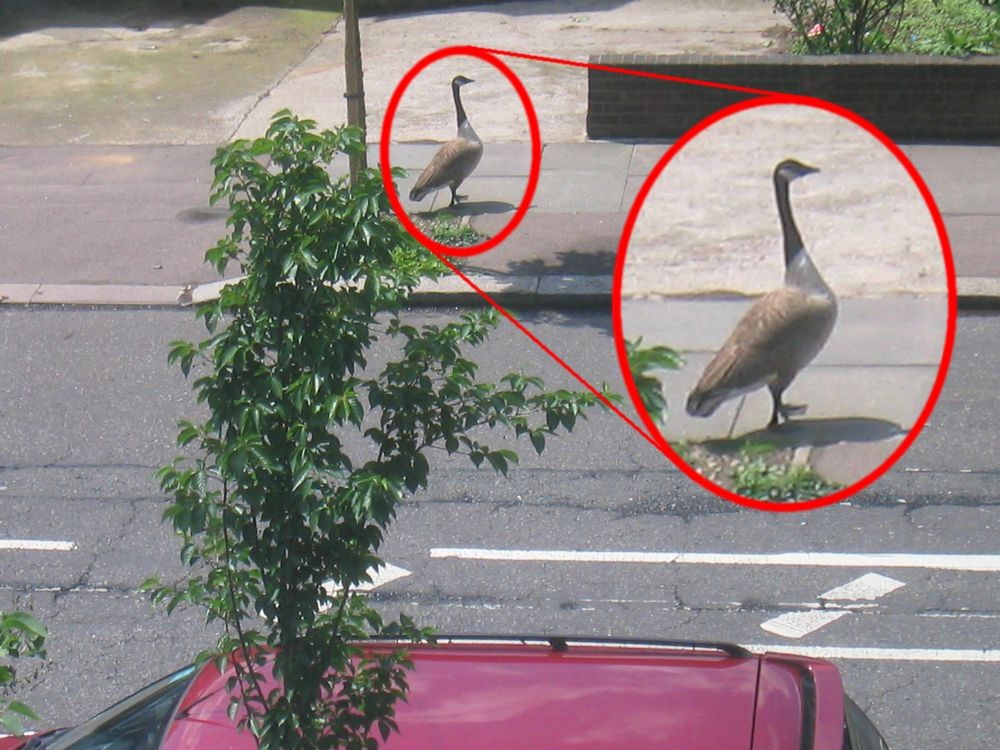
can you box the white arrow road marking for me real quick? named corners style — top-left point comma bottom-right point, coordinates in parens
top-left (760, 611), bottom-right (850, 639)
top-left (261, 564), bottom-right (412, 617)
top-left (429, 548), bottom-right (1000, 572)
top-left (819, 572), bottom-right (905, 601)
top-left (761, 573), bottom-right (906, 639)
top-left (0, 539), bottom-right (77, 551)
top-left (322, 563), bottom-right (412, 597)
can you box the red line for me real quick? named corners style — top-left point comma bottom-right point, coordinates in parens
top-left (468, 45), bottom-right (780, 98)
top-left (436, 257), bottom-right (663, 451)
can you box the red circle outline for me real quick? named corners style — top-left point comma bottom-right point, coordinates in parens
top-left (380, 46), bottom-right (541, 258)
top-left (612, 94), bottom-right (957, 512)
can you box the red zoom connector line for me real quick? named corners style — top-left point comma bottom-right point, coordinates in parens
top-left (470, 45), bottom-right (782, 99)
top-left (436, 256), bottom-right (664, 452)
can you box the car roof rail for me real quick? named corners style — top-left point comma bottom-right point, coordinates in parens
top-left (372, 634), bottom-right (752, 659)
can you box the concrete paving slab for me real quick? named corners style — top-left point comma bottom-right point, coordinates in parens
top-left (941, 214), bottom-right (1000, 277)
top-left (542, 142), bottom-right (634, 173)
top-left (902, 145), bottom-right (1000, 215)
top-left (629, 144), bottom-right (673, 176)
top-left (0, 146), bottom-right (216, 187)
top-left (621, 174), bottom-right (647, 213)
top-left (809, 436), bottom-right (906, 487)
top-left (466, 212), bottom-right (622, 275)
top-left (620, 296), bottom-right (950, 367)
top-left (1, 182), bottom-right (213, 221)
top-left (0, 215), bottom-right (224, 286)
top-left (533, 169), bottom-right (627, 213)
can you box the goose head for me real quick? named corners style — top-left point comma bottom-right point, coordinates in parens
top-left (452, 75), bottom-right (475, 88)
top-left (774, 159), bottom-right (819, 185)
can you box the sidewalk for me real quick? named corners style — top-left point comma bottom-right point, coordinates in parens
top-left (0, 139), bottom-right (996, 306)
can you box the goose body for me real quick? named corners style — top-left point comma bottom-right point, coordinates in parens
top-left (409, 75), bottom-right (483, 207)
top-left (686, 159), bottom-right (837, 429)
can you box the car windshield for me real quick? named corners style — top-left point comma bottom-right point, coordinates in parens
top-left (40, 664), bottom-right (197, 750)
top-left (843, 695), bottom-right (890, 750)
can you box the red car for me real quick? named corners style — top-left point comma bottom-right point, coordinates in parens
top-left (1, 636), bottom-right (889, 750)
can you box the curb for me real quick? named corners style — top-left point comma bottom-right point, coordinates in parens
top-left (1, 276), bottom-right (997, 310)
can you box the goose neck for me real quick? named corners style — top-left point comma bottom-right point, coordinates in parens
top-left (453, 81), bottom-right (468, 130)
top-left (774, 176), bottom-right (805, 268)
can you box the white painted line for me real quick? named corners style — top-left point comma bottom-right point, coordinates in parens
top-left (820, 573), bottom-right (905, 601)
top-left (0, 539), bottom-right (77, 552)
top-left (742, 644), bottom-right (1000, 663)
top-left (429, 548), bottom-right (1000, 572)
top-left (760, 610), bottom-right (850, 639)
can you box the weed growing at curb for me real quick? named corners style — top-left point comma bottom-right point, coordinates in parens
top-left (678, 440), bottom-right (842, 502)
top-left (418, 216), bottom-right (488, 248)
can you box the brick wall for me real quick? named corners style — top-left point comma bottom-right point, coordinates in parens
top-left (587, 54), bottom-right (1000, 140)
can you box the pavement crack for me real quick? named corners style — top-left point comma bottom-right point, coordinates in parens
top-left (227, 15), bottom-right (342, 142)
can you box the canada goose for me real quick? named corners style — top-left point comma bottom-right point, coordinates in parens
top-left (686, 159), bottom-right (837, 429)
top-left (409, 75), bottom-right (483, 208)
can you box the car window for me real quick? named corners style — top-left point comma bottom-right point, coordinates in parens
top-left (43, 665), bottom-right (197, 750)
top-left (843, 695), bottom-right (890, 750)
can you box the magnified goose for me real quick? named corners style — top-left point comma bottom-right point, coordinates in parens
top-left (686, 159), bottom-right (837, 430)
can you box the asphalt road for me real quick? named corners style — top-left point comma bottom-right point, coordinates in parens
top-left (0, 306), bottom-right (997, 748)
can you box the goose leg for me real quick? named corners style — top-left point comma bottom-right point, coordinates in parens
top-left (768, 384), bottom-right (807, 428)
top-left (768, 385), bottom-right (783, 429)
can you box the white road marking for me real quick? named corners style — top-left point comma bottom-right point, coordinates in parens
top-left (322, 563), bottom-right (412, 596)
top-left (0, 539), bottom-right (77, 551)
top-left (430, 548), bottom-right (1000, 572)
top-left (820, 572), bottom-right (906, 601)
top-left (742, 644), bottom-right (1000, 663)
top-left (761, 610), bottom-right (850, 638)
top-left (762, 573), bottom-right (907, 639)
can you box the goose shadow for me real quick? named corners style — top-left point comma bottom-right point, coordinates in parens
top-left (706, 416), bottom-right (906, 452)
top-left (446, 201), bottom-right (517, 216)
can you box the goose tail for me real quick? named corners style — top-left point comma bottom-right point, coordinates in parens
top-left (685, 387), bottom-right (724, 418)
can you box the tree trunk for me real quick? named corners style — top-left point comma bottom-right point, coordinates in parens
top-left (343, 0), bottom-right (368, 187)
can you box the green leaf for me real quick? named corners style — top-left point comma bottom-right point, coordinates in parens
top-left (5, 701), bottom-right (39, 721)
top-left (2, 612), bottom-right (46, 640)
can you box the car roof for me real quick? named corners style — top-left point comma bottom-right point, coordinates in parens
top-left (167, 637), bottom-right (764, 750)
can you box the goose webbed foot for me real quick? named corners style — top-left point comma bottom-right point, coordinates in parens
top-left (780, 403), bottom-right (808, 419)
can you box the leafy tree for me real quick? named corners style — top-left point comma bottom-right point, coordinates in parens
top-left (626, 338), bottom-right (683, 426)
top-left (0, 610), bottom-right (46, 736)
top-left (147, 112), bottom-right (608, 750)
